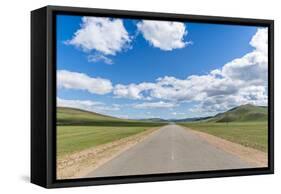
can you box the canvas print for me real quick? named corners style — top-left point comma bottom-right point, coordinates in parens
top-left (56, 15), bottom-right (268, 180)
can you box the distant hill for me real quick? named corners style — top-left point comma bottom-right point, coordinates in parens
top-left (138, 116), bottom-right (212, 123)
top-left (171, 116), bottom-right (213, 123)
top-left (57, 107), bottom-right (165, 127)
top-left (57, 107), bottom-right (128, 125)
top-left (206, 104), bottom-right (268, 123)
top-left (58, 104), bottom-right (268, 125)
top-left (139, 118), bottom-right (168, 122)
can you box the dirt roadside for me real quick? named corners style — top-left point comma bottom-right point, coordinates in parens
top-left (183, 126), bottom-right (268, 167)
top-left (57, 126), bottom-right (161, 179)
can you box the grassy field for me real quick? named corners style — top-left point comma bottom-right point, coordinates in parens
top-left (57, 107), bottom-right (166, 157)
top-left (57, 104), bottom-right (268, 157)
top-left (179, 104), bottom-right (268, 152)
top-left (180, 121), bottom-right (268, 152)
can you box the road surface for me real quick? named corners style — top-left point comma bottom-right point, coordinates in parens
top-left (86, 124), bottom-right (253, 178)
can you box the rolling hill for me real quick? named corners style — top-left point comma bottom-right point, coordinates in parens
top-left (58, 104), bottom-right (268, 125)
top-left (138, 104), bottom-right (267, 123)
top-left (170, 116), bottom-right (213, 123)
top-left (206, 104), bottom-right (268, 123)
top-left (57, 107), bottom-right (166, 157)
top-left (57, 107), bottom-right (124, 125)
top-left (179, 104), bottom-right (268, 152)
top-left (139, 118), bottom-right (168, 122)
top-left (57, 107), bottom-right (166, 127)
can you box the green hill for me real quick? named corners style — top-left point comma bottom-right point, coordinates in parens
top-left (57, 107), bottom-right (124, 125)
top-left (57, 107), bottom-right (165, 127)
top-left (179, 104), bottom-right (268, 152)
top-left (207, 104), bottom-right (268, 123)
top-left (57, 107), bottom-right (166, 157)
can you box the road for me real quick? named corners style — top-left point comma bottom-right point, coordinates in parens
top-left (86, 124), bottom-right (253, 178)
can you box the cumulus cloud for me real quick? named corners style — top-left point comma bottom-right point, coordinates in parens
top-left (113, 75), bottom-right (209, 102)
top-left (191, 85), bottom-right (267, 114)
top-left (187, 28), bottom-right (268, 113)
top-left (113, 28), bottom-right (268, 114)
top-left (57, 97), bottom-right (102, 108)
top-left (172, 112), bottom-right (186, 116)
top-left (57, 70), bottom-right (113, 95)
top-left (250, 28), bottom-right (268, 53)
top-left (219, 28), bottom-right (268, 82)
top-left (59, 28), bottom-right (268, 116)
top-left (113, 84), bottom-right (143, 100)
top-left (113, 82), bottom-right (156, 100)
top-left (220, 52), bottom-right (267, 83)
top-left (137, 20), bottom-right (190, 51)
top-left (87, 54), bottom-right (113, 64)
top-left (133, 101), bottom-right (177, 109)
top-left (66, 17), bottom-right (131, 55)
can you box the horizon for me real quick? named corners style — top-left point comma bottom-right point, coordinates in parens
top-left (57, 103), bottom-right (267, 120)
top-left (56, 14), bottom-right (268, 120)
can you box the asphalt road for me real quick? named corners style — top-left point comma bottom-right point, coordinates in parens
top-left (86, 124), bottom-right (253, 178)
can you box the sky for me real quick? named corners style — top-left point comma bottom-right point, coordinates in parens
top-left (56, 14), bottom-right (268, 119)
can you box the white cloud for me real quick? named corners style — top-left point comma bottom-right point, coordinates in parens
top-left (221, 28), bottom-right (268, 83)
top-left (113, 28), bottom-right (268, 114)
top-left (113, 75), bottom-right (207, 102)
top-left (66, 17), bottom-right (131, 55)
top-left (57, 70), bottom-right (113, 95)
top-left (133, 101), bottom-right (177, 109)
top-left (191, 85), bottom-right (268, 114)
top-left (221, 51), bottom-right (268, 83)
top-left (172, 112), bottom-right (186, 116)
top-left (57, 97), bottom-right (102, 108)
top-left (58, 28), bottom-right (268, 116)
top-left (191, 29), bottom-right (268, 113)
top-left (113, 82), bottom-right (156, 100)
top-left (87, 54), bottom-right (113, 64)
top-left (137, 20), bottom-right (190, 51)
top-left (250, 28), bottom-right (268, 53)
top-left (113, 84), bottom-right (143, 100)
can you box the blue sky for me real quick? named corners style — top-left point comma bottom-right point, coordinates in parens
top-left (56, 15), bottom-right (268, 119)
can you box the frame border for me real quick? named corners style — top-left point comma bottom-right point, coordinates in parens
top-left (37, 5), bottom-right (274, 188)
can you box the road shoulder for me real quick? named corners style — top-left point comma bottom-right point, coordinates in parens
top-left (182, 126), bottom-right (267, 167)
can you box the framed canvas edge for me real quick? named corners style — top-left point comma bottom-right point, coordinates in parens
top-left (38, 5), bottom-right (274, 188)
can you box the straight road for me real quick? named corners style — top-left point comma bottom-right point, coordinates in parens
top-left (86, 124), bottom-right (253, 178)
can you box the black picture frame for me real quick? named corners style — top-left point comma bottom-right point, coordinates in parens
top-left (31, 5), bottom-right (274, 188)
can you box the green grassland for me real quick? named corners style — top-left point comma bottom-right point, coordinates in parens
top-left (57, 104), bottom-right (268, 157)
top-left (57, 107), bottom-right (166, 157)
top-left (180, 104), bottom-right (268, 152)
top-left (180, 122), bottom-right (267, 152)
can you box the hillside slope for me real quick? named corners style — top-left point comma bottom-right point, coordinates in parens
top-left (57, 107), bottom-right (124, 125)
top-left (207, 104), bottom-right (268, 123)
top-left (57, 107), bottom-right (166, 127)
